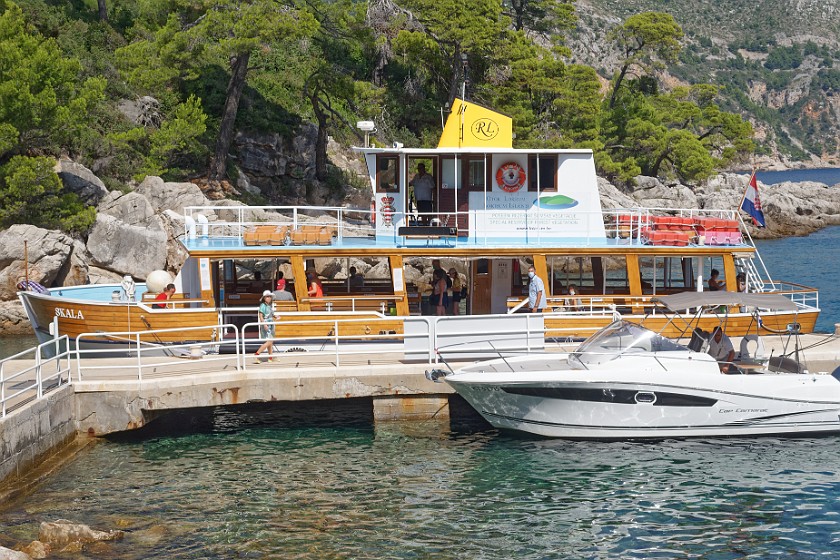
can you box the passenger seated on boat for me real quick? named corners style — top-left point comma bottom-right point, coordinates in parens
top-left (348, 267), bottom-right (365, 289)
top-left (708, 269), bottom-right (725, 291)
top-left (273, 278), bottom-right (294, 302)
top-left (708, 327), bottom-right (736, 374)
top-left (565, 284), bottom-right (582, 311)
top-left (307, 271), bottom-right (323, 299)
top-left (153, 283), bottom-right (176, 309)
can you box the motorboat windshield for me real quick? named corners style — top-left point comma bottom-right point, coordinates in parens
top-left (570, 320), bottom-right (687, 367)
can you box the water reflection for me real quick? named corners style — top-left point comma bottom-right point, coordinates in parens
top-left (3, 404), bottom-right (840, 559)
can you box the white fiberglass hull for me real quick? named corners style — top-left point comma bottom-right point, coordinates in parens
top-left (445, 356), bottom-right (840, 439)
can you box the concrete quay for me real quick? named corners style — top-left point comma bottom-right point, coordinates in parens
top-left (0, 351), bottom-right (460, 498)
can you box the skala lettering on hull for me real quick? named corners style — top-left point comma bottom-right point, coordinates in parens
top-left (55, 308), bottom-right (85, 320)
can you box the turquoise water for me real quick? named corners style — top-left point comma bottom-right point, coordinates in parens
top-left (755, 226), bottom-right (840, 333)
top-left (2, 171), bottom-right (840, 556)
top-left (3, 403), bottom-right (840, 558)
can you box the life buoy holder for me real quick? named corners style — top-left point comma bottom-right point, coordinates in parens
top-left (496, 162), bottom-right (526, 192)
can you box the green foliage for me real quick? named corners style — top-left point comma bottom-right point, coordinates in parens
top-left (0, 155), bottom-right (95, 233)
top-left (765, 44), bottom-right (803, 70)
top-left (0, 2), bottom-right (106, 161)
top-left (146, 95), bottom-right (208, 177)
top-left (0, 0), bottom-right (784, 210)
top-left (814, 69), bottom-right (840, 92)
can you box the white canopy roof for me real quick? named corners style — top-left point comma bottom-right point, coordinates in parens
top-left (652, 292), bottom-right (798, 312)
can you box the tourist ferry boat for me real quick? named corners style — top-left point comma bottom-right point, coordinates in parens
top-left (17, 99), bottom-right (819, 351)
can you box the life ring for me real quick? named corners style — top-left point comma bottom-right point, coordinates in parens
top-left (496, 162), bottom-right (526, 192)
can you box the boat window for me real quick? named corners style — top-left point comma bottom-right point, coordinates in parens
top-left (546, 256), bottom-right (609, 294)
top-left (570, 320), bottom-right (687, 366)
top-left (465, 158), bottom-right (488, 192)
top-left (377, 156), bottom-right (399, 192)
top-left (528, 155), bottom-right (557, 192)
top-left (318, 256), bottom-right (394, 296)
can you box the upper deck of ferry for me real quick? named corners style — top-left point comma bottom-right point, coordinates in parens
top-left (180, 98), bottom-right (756, 258)
top-left (179, 203), bottom-right (755, 257)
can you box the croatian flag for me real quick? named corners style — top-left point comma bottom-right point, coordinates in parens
top-left (741, 173), bottom-right (766, 227)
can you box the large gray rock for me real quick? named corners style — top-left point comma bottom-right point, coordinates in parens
top-left (0, 300), bottom-right (29, 334)
top-left (38, 520), bottom-right (123, 548)
top-left (633, 183), bottom-right (699, 210)
top-left (135, 176), bottom-right (210, 214)
top-left (87, 266), bottom-right (124, 284)
top-left (86, 214), bottom-right (167, 280)
top-left (0, 225), bottom-right (73, 299)
top-left (97, 191), bottom-right (158, 226)
top-left (160, 210), bottom-right (190, 273)
top-left (606, 172), bottom-right (840, 239)
top-left (54, 159), bottom-right (108, 205)
top-left (53, 238), bottom-right (89, 287)
top-left (117, 95), bottom-right (161, 127)
top-left (236, 131), bottom-right (290, 177)
top-left (598, 177), bottom-right (636, 209)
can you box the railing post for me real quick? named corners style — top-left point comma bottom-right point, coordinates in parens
top-left (35, 350), bottom-right (42, 399)
top-left (430, 317), bottom-right (437, 364)
top-left (136, 333), bottom-right (143, 382)
top-left (334, 319), bottom-right (340, 367)
top-left (1, 362), bottom-right (5, 417)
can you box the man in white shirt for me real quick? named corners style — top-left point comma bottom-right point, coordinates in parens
top-left (528, 265), bottom-right (547, 313)
top-left (409, 163), bottom-right (435, 225)
top-left (708, 327), bottom-right (735, 373)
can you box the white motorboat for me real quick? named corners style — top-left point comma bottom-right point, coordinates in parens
top-left (440, 293), bottom-right (840, 439)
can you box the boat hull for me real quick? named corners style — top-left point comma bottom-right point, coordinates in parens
top-left (544, 309), bottom-right (818, 340)
top-left (446, 367), bottom-right (840, 439)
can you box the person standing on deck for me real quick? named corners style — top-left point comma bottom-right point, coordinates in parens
top-left (528, 265), bottom-right (547, 313)
top-left (448, 268), bottom-right (463, 315)
top-left (432, 268), bottom-right (449, 316)
top-left (409, 163), bottom-right (435, 225)
top-left (254, 291), bottom-right (276, 363)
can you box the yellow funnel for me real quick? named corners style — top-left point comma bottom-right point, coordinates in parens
top-left (437, 99), bottom-right (513, 149)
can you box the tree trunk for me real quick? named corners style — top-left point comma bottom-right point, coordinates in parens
top-left (310, 91), bottom-right (329, 182)
top-left (649, 148), bottom-right (672, 177)
top-left (97, 0), bottom-right (107, 21)
top-left (609, 63), bottom-right (630, 109)
top-left (447, 44), bottom-right (464, 107)
top-left (209, 51), bottom-right (251, 182)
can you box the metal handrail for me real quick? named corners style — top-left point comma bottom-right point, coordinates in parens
top-left (0, 336), bottom-right (71, 417)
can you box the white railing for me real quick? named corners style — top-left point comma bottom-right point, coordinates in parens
top-left (183, 204), bottom-right (757, 249)
top-left (74, 324), bottom-right (241, 381)
top-left (0, 336), bottom-right (71, 417)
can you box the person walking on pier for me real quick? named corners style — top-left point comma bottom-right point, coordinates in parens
top-left (254, 291), bottom-right (276, 363)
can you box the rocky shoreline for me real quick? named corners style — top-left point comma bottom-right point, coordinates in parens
top-left (1, 161), bottom-right (839, 336)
